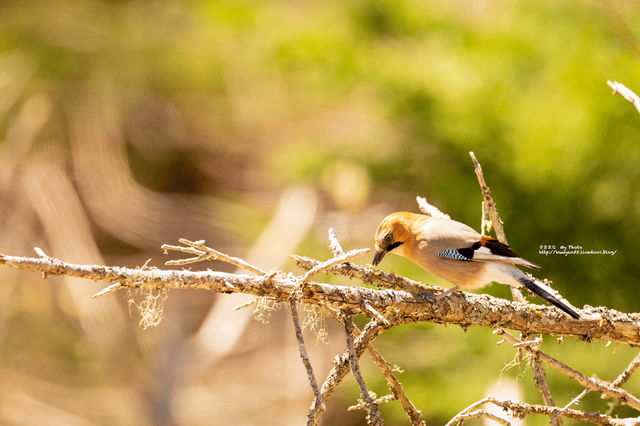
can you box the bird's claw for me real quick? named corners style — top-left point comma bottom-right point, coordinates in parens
top-left (419, 291), bottom-right (436, 300)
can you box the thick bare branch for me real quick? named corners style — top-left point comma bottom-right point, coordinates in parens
top-left (2, 250), bottom-right (640, 345)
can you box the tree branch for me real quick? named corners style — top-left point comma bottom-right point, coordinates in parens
top-left (495, 329), bottom-right (640, 411)
top-left (319, 229), bottom-right (426, 425)
top-left (612, 352), bottom-right (640, 388)
top-left (445, 397), bottom-right (511, 426)
top-left (608, 80), bottom-right (640, 114)
top-left (344, 314), bottom-right (383, 425)
top-left (364, 341), bottom-right (425, 426)
top-left (163, 238), bottom-right (265, 275)
top-left (454, 396), bottom-right (638, 426)
top-left (290, 299), bottom-right (326, 415)
top-left (3, 152), bottom-right (640, 425)
top-left (469, 151), bottom-right (507, 243)
top-left (1, 249), bottom-right (639, 345)
top-left (290, 254), bottom-right (433, 294)
top-left (531, 352), bottom-right (563, 426)
top-left (308, 319), bottom-right (388, 425)
top-left (323, 308), bottom-right (425, 426)
top-left (469, 151), bottom-right (529, 308)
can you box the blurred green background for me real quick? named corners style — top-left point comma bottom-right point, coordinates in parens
top-left (0, 0), bottom-right (640, 425)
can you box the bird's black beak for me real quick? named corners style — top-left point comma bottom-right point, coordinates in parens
top-left (372, 250), bottom-right (386, 266)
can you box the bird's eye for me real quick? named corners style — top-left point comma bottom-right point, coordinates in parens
top-left (382, 232), bottom-right (394, 246)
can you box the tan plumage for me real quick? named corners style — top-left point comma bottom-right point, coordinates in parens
top-left (373, 212), bottom-right (579, 319)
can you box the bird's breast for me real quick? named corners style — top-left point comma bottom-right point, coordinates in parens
top-left (403, 248), bottom-right (491, 289)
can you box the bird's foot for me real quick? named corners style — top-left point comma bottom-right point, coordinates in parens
top-left (418, 291), bottom-right (436, 300)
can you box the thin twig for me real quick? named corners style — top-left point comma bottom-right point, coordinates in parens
top-left (234, 299), bottom-right (257, 311)
top-left (365, 349), bottom-right (425, 425)
top-left (361, 300), bottom-right (390, 326)
top-left (612, 352), bottom-right (640, 387)
top-left (520, 328), bottom-right (560, 426)
top-left (324, 310), bottom-right (424, 426)
top-left (600, 1), bottom-right (640, 60)
top-left (495, 329), bottom-right (640, 410)
top-left (92, 282), bottom-right (122, 299)
top-left (291, 254), bottom-right (433, 294)
top-left (376, 394), bottom-right (397, 405)
top-left (554, 389), bottom-right (591, 422)
top-left (452, 410), bottom-right (511, 426)
top-left (416, 196), bottom-right (450, 219)
top-left (531, 351), bottom-right (563, 426)
top-left (290, 300), bottom-right (326, 416)
top-left (469, 152), bottom-right (507, 244)
top-left (349, 394), bottom-right (396, 411)
top-left (512, 337), bottom-right (542, 350)
top-left (328, 228), bottom-right (345, 257)
top-left (445, 397), bottom-right (511, 426)
top-left (445, 396), bottom-right (491, 426)
top-left (344, 315), bottom-right (383, 426)
top-left (308, 319), bottom-right (388, 425)
top-left (607, 81), bottom-right (640, 114)
top-left (300, 248), bottom-right (370, 285)
top-left (292, 247), bottom-right (370, 301)
top-left (448, 396), bottom-right (634, 426)
top-left (163, 238), bottom-right (265, 275)
top-left (469, 152), bottom-right (526, 307)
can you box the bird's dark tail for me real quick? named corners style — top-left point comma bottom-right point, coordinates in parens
top-left (517, 276), bottom-right (580, 319)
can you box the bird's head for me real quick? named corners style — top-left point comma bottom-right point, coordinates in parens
top-left (372, 212), bottom-right (418, 266)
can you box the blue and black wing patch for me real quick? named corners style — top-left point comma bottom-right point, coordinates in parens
top-left (437, 249), bottom-right (472, 261)
top-left (437, 243), bottom-right (480, 261)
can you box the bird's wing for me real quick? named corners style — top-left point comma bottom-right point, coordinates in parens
top-left (420, 218), bottom-right (540, 269)
top-left (471, 237), bottom-right (540, 269)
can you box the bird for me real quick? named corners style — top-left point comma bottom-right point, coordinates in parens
top-left (372, 212), bottom-right (580, 319)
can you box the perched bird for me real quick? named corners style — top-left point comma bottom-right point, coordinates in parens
top-left (372, 212), bottom-right (579, 319)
